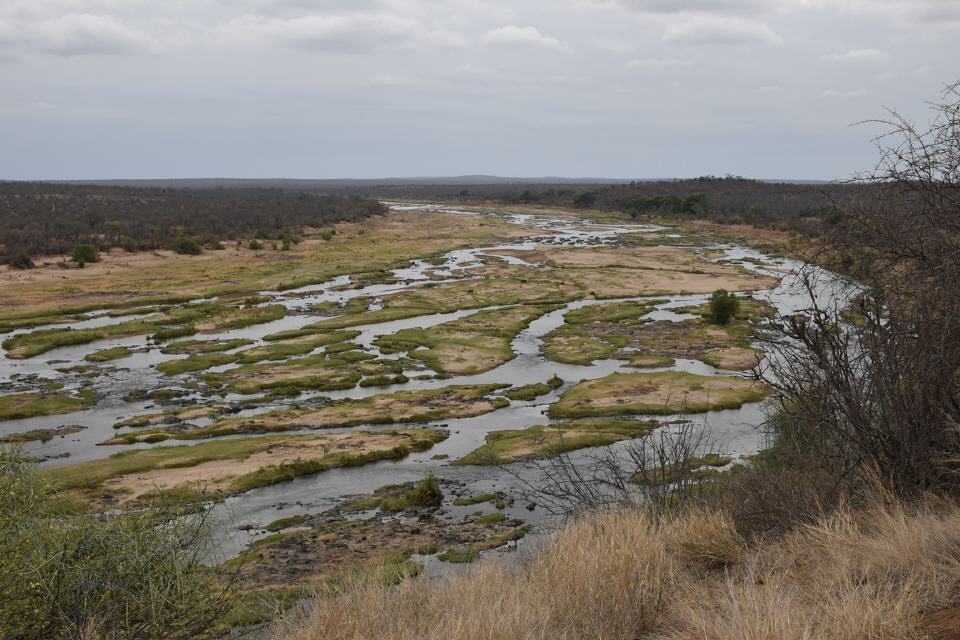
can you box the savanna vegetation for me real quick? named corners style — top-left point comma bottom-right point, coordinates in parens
top-left (349, 176), bottom-right (873, 235)
top-left (4, 83), bottom-right (960, 640)
top-left (267, 83), bottom-right (960, 640)
top-left (0, 183), bottom-right (385, 264)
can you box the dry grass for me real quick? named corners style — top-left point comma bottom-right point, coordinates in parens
top-left (276, 509), bottom-right (672, 640)
top-left (276, 499), bottom-right (960, 640)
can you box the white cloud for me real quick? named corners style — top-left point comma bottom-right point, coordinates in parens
top-left (627, 57), bottom-right (692, 69)
top-left (663, 16), bottom-right (782, 46)
top-left (821, 88), bottom-right (867, 98)
top-left (481, 25), bottom-right (565, 49)
top-left (214, 13), bottom-right (465, 53)
top-left (1, 13), bottom-right (163, 56)
top-left (614, 0), bottom-right (773, 14)
top-left (822, 48), bottom-right (890, 63)
top-left (799, 0), bottom-right (960, 25)
top-left (365, 74), bottom-right (411, 86)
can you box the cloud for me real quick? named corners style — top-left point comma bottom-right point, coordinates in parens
top-left (800, 0), bottom-right (960, 25)
top-left (627, 57), bottom-right (692, 69)
top-left (215, 13), bottom-right (465, 53)
top-left (481, 25), bottom-right (565, 49)
top-left (5, 13), bottom-right (163, 56)
top-left (663, 16), bottom-right (782, 45)
top-left (365, 74), bottom-right (411, 87)
top-left (821, 88), bottom-right (867, 98)
top-left (822, 48), bottom-right (890, 63)
top-left (614, 0), bottom-right (773, 14)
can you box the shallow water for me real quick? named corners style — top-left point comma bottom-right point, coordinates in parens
top-left (0, 203), bottom-right (848, 561)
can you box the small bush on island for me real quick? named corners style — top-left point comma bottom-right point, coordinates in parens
top-left (708, 289), bottom-right (739, 326)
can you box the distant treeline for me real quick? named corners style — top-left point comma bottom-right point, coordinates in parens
top-left (346, 176), bottom-right (875, 234)
top-left (0, 182), bottom-right (386, 264)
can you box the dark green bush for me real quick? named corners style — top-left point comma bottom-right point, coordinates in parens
top-left (71, 244), bottom-right (99, 267)
top-left (172, 236), bottom-right (203, 256)
top-left (708, 289), bottom-right (740, 326)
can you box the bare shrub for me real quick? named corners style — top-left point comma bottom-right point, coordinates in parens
top-left (762, 81), bottom-right (960, 498)
top-left (506, 418), bottom-right (721, 521)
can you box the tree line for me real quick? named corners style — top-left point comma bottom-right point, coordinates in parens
top-left (344, 176), bottom-right (875, 235)
top-left (0, 183), bottom-right (386, 266)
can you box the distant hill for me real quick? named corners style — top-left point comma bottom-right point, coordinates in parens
top-left (33, 175), bottom-right (832, 190)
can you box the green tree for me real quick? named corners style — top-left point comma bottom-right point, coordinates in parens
top-left (573, 191), bottom-right (599, 209)
top-left (172, 236), bottom-right (203, 255)
top-left (71, 244), bottom-right (99, 268)
top-left (708, 289), bottom-right (740, 326)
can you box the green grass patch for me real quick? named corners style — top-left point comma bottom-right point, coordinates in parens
top-left (548, 371), bottom-right (769, 418)
top-left (84, 346), bottom-right (133, 362)
top-left (233, 331), bottom-right (360, 364)
top-left (505, 375), bottom-right (563, 401)
top-left (438, 548), bottom-right (480, 564)
top-left (160, 338), bottom-right (253, 355)
top-left (459, 418), bottom-right (659, 465)
top-left (474, 512), bottom-right (507, 524)
top-left (0, 391), bottom-right (96, 421)
top-left (373, 305), bottom-right (557, 375)
top-left (122, 384), bottom-right (506, 443)
top-left (2, 301), bottom-right (285, 359)
top-left (264, 515), bottom-right (310, 532)
top-left (452, 493), bottom-right (498, 506)
top-left (343, 474), bottom-right (444, 513)
top-left (156, 353), bottom-right (238, 376)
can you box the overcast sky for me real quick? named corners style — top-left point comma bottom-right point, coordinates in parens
top-left (1, 0), bottom-right (957, 180)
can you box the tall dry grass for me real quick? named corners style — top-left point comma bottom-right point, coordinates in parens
top-left (277, 501), bottom-right (960, 640)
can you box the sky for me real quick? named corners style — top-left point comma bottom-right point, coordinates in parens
top-left (0, 0), bottom-right (958, 181)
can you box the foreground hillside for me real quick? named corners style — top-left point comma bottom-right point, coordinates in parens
top-left (277, 500), bottom-right (960, 640)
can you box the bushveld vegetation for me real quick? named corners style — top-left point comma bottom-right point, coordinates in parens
top-left (0, 450), bottom-right (237, 640)
top-left (4, 85), bottom-right (960, 639)
top-left (0, 183), bottom-right (384, 264)
top-left (270, 83), bottom-right (960, 639)
top-left (348, 176), bottom-right (874, 234)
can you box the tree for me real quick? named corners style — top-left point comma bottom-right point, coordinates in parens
top-left (573, 191), bottom-right (599, 209)
top-left (762, 80), bottom-right (960, 497)
top-left (71, 244), bottom-right (99, 267)
top-left (172, 236), bottom-right (203, 255)
top-left (708, 289), bottom-right (739, 325)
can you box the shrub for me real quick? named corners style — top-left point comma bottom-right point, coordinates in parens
top-left (249, 239), bottom-right (262, 250)
top-left (0, 451), bottom-right (235, 639)
top-left (320, 230), bottom-right (335, 241)
top-left (7, 253), bottom-right (34, 269)
top-left (172, 236), bottom-right (203, 255)
top-left (708, 289), bottom-right (739, 325)
top-left (71, 244), bottom-right (99, 267)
